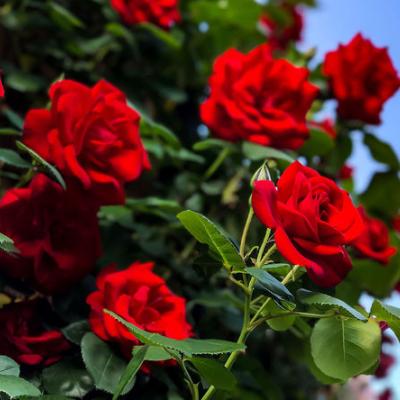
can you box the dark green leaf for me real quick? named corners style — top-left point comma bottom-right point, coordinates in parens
top-left (47, 3), bottom-right (84, 30)
top-left (62, 321), bottom-right (90, 345)
top-left (363, 133), bottom-right (399, 170)
top-left (190, 357), bottom-right (236, 391)
top-left (242, 142), bottom-right (294, 163)
top-left (105, 311), bottom-right (246, 356)
top-left (42, 359), bottom-right (93, 398)
top-left (245, 267), bottom-right (295, 308)
top-left (177, 210), bottom-right (245, 270)
top-left (0, 128), bottom-right (21, 136)
top-left (193, 139), bottom-right (233, 152)
top-left (6, 72), bottom-right (46, 93)
top-left (299, 128), bottom-right (335, 157)
top-left (138, 23), bottom-right (182, 49)
top-left (132, 346), bottom-right (172, 362)
top-left (16, 141), bottom-right (66, 189)
top-left (113, 346), bottom-right (148, 400)
top-left (0, 149), bottom-right (30, 169)
top-left (0, 376), bottom-right (41, 398)
top-left (0, 357), bottom-right (19, 377)
top-left (297, 289), bottom-right (366, 321)
top-left (81, 333), bottom-right (134, 395)
top-left (311, 317), bottom-right (381, 380)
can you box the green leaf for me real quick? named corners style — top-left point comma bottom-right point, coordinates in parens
top-left (132, 346), bottom-right (172, 362)
top-left (193, 139), bottom-right (233, 152)
top-left (105, 311), bottom-right (246, 356)
top-left (16, 141), bottom-right (66, 189)
top-left (138, 23), bottom-right (182, 49)
top-left (139, 117), bottom-right (181, 150)
top-left (62, 321), bottom-right (90, 346)
top-left (363, 133), bottom-right (399, 170)
top-left (371, 300), bottom-right (400, 341)
top-left (262, 263), bottom-right (292, 276)
top-left (6, 72), bottom-right (46, 93)
top-left (360, 171), bottom-right (400, 217)
top-left (0, 357), bottom-right (19, 377)
top-left (297, 289), bottom-right (366, 321)
top-left (190, 357), bottom-right (236, 391)
top-left (113, 346), bottom-right (148, 400)
top-left (242, 142), bottom-right (294, 163)
top-left (310, 317), bottom-right (381, 380)
top-left (81, 333), bottom-right (135, 395)
top-left (0, 375), bottom-right (41, 398)
top-left (0, 232), bottom-right (18, 254)
top-left (42, 358), bottom-right (94, 398)
top-left (0, 149), bottom-right (30, 169)
top-left (47, 3), bottom-right (84, 30)
top-left (245, 267), bottom-right (295, 309)
top-left (177, 210), bottom-right (245, 270)
top-left (299, 128), bottom-right (335, 157)
top-left (1, 108), bottom-right (24, 129)
top-left (265, 301), bottom-right (296, 332)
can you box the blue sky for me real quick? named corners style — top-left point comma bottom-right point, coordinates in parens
top-left (301, 1), bottom-right (400, 397)
top-left (300, 0), bottom-right (400, 193)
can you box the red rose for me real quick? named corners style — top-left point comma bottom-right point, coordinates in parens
top-left (392, 215), bottom-right (400, 233)
top-left (23, 79), bottom-right (150, 205)
top-left (259, 4), bottom-right (303, 50)
top-left (252, 161), bottom-right (364, 287)
top-left (338, 164), bottom-right (353, 180)
top-left (323, 33), bottom-right (400, 124)
top-left (0, 80), bottom-right (4, 97)
top-left (352, 207), bottom-right (397, 264)
top-left (309, 118), bottom-right (337, 140)
top-left (0, 301), bottom-right (70, 366)
top-left (375, 332), bottom-right (395, 379)
top-left (0, 174), bottom-right (101, 294)
top-left (110, 0), bottom-right (180, 29)
top-left (379, 390), bottom-right (393, 400)
top-left (200, 44), bottom-right (319, 150)
top-left (87, 262), bottom-right (192, 357)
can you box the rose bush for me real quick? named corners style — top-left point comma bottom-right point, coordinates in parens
top-left (0, 1), bottom-right (399, 399)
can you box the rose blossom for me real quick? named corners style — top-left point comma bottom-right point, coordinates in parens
top-left (252, 161), bottom-right (364, 286)
top-left (0, 174), bottom-right (101, 294)
top-left (0, 300), bottom-right (70, 366)
top-left (201, 44), bottom-right (319, 150)
top-left (323, 33), bottom-right (400, 124)
top-left (259, 4), bottom-right (303, 50)
top-left (352, 207), bottom-right (397, 264)
top-left (110, 0), bottom-right (180, 29)
top-left (87, 261), bottom-right (192, 357)
top-left (23, 79), bottom-right (150, 205)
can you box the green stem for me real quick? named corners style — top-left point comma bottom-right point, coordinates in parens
top-left (203, 147), bottom-right (231, 180)
top-left (179, 359), bottom-right (199, 400)
top-left (258, 243), bottom-right (276, 267)
top-left (239, 208), bottom-right (254, 258)
top-left (256, 229), bottom-right (271, 265)
top-left (201, 279), bottom-right (253, 400)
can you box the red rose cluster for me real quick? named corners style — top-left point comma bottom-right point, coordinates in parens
top-left (201, 44), bottom-right (319, 150)
top-left (110, 0), bottom-right (180, 29)
top-left (324, 33), bottom-right (400, 124)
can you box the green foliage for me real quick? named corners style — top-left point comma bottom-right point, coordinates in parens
top-left (16, 141), bottom-right (66, 189)
top-left (371, 300), bottom-right (400, 341)
top-left (297, 289), bottom-right (366, 321)
top-left (310, 317), bottom-right (381, 380)
top-left (177, 210), bottom-right (245, 270)
top-left (363, 133), bottom-right (399, 170)
top-left (299, 128), bottom-right (334, 157)
top-left (42, 358), bottom-right (94, 398)
top-left (105, 311), bottom-right (246, 356)
top-left (242, 142), bottom-right (295, 163)
top-left (0, 357), bottom-right (20, 377)
top-left (0, 232), bottom-right (18, 254)
top-left (0, 376), bottom-right (41, 398)
top-left (81, 333), bottom-right (135, 395)
top-left (189, 357), bottom-right (237, 391)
